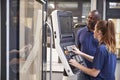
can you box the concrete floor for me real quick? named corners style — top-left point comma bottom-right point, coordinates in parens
top-left (47, 72), bottom-right (63, 80)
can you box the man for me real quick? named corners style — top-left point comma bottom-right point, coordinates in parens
top-left (77, 10), bottom-right (101, 79)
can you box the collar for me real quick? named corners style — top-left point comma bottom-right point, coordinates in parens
top-left (86, 26), bottom-right (94, 34)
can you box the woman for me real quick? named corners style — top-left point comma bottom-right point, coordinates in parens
top-left (69, 20), bottom-right (117, 80)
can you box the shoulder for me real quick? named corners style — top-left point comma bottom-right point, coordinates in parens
top-left (78, 26), bottom-right (88, 32)
top-left (99, 44), bottom-right (116, 56)
top-left (77, 26), bottom-right (88, 34)
top-left (98, 44), bottom-right (107, 51)
top-left (99, 44), bottom-right (106, 49)
top-left (98, 44), bottom-right (108, 55)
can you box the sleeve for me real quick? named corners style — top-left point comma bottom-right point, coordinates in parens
top-left (93, 47), bottom-right (105, 70)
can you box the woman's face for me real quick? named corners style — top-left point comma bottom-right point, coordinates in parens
top-left (94, 25), bottom-right (102, 41)
top-left (94, 26), bottom-right (98, 39)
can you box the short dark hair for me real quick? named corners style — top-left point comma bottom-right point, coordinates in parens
top-left (91, 10), bottom-right (101, 20)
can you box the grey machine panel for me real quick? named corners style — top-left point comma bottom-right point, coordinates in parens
top-left (51, 10), bottom-right (89, 80)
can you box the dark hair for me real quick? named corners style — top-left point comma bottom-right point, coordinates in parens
top-left (91, 10), bottom-right (101, 20)
top-left (96, 20), bottom-right (116, 53)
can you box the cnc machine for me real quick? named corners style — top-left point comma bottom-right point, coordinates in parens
top-left (51, 10), bottom-right (89, 80)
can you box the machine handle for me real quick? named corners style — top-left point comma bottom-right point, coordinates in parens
top-left (46, 22), bottom-right (53, 80)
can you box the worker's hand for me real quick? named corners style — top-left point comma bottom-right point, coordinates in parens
top-left (71, 45), bottom-right (81, 55)
top-left (69, 59), bottom-right (80, 68)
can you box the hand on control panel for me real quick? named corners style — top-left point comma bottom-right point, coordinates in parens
top-left (64, 45), bottom-right (86, 73)
top-left (70, 45), bottom-right (82, 55)
top-left (64, 45), bottom-right (76, 60)
top-left (64, 45), bottom-right (83, 62)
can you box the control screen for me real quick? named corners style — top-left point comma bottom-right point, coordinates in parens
top-left (59, 16), bottom-right (73, 34)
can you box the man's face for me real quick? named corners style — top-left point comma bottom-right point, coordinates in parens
top-left (87, 12), bottom-right (98, 30)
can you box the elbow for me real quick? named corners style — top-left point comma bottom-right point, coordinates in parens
top-left (88, 72), bottom-right (98, 77)
top-left (88, 69), bottom-right (100, 77)
top-left (91, 73), bottom-right (98, 77)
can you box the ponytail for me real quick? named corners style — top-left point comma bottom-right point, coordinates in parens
top-left (106, 20), bottom-right (116, 53)
top-left (97, 20), bottom-right (116, 54)
top-left (107, 20), bottom-right (115, 39)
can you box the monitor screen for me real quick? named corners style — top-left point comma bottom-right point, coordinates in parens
top-left (59, 15), bottom-right (73, 34)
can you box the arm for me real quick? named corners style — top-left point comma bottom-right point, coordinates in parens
top-left (69, 59), bottom-right (100, 77)
top-left (72, 46), bottom-right (94, 62)
top-left (79, 51), bottom-right (94, 62)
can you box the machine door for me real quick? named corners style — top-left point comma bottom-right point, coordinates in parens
top-left (5, 0), bottom-right (47, 80)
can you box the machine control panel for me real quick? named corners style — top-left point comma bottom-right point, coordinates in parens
top-left (63, 45), bottom-right (86, 73)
